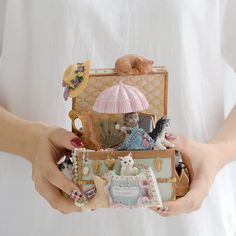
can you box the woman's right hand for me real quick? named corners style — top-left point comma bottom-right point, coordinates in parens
top-left (32, 127), bottom-right (84, 214)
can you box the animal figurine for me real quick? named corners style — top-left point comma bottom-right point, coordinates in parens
top-left (118, 153), bottom-right (139, 176)
top-left (115, 54), bottom-right (154, 75)
top-left (58, 156), bottom-right (73, 180)
top-left (148, 117), bottom-right (175, 150)
top-left (115, 112), bottom-right (139, 135)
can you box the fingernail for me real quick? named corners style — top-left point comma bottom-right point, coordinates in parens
top-left (162, 206), bottom-right (169, 212)
top-left (70, 189), bottom-right (83, 201)
top-left (166, 133), bottom-right (176, 140)
top-left (71, 138), bottom-right (85, 148)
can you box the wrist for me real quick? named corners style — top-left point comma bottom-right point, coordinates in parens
top-left (19, 121), bottom-right (49, 163)
top-left (208, 140), bottom-right (235, 168)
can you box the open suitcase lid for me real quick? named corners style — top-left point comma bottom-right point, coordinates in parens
top-left (72, 66), bottom-right (168, 117)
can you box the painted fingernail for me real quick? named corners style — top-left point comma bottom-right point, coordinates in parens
top-left (162, 206), bottom-right (169, 212)
top-left (166, 133), bottom-right (176, 140)
top-left (70, 189), bottom-right (83, 201)
top-left (71, 138), bottom-right (85, 147)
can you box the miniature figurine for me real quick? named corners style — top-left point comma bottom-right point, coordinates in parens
top-left (115, 112), bottom-right (139, 136)
top-left (62, 61), bottom-right (90, 100)
top-left (115, 54), bottom-right (154, 75)
top-left (118, 153), bottom-right (139, 176)
top-left (149, 116), bottom-right (175, 150)
top-left (58, 153), bottom-right (73, 180)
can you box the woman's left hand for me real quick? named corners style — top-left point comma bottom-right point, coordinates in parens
top-left (150, 134), bottom-right (225, 216)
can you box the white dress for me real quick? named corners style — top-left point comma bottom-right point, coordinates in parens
top-left (0, 0), bottom-right (236, 235)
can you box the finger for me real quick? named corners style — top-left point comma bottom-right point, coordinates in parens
top-left (149, 206), bottom-right (170, 217)
top-left (45, 162), bottom-right (83, 200)
top-left (36, 177), bottom-right (81, 214)
top-left (166, 134), bottom-right (194, 179)
top-left (166, 134), bottom-right (191, 155)
top-left (160, 177), bottom-right (209, 216)
top-left (49, 128), bottom-right (84, 150)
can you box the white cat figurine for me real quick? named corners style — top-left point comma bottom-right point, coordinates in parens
top-left (118, 153), bottom-right (139, 176)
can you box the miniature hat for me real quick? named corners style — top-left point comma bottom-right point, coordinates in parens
top-left (62, 61), bottom-right (90, 100)
top-left (93, 81), bottom-right (149, 114)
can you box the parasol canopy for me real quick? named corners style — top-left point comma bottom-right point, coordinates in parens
top-left (93, 81), bottom-right (149, 114)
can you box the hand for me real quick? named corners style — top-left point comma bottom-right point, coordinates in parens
top-left (151, 134), bottom-right (225, 216)
top-left (31, 127), bottom-right (84, 214)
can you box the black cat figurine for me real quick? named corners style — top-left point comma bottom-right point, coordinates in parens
top-left (148, 116), bottom-right (175, 150)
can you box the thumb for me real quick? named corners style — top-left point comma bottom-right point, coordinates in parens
top-left (162, 176), bottom-right (209, 215)
top-left (49, 128), bottom-right (85, 150)
top-left (166, 134), bottom-right (194, 180)
top-left (166, 134), bottom-right (191, 154)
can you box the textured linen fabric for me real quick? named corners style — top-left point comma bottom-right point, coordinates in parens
top-left (0, 0), bottom-right (236, 236)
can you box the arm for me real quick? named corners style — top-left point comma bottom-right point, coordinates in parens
top-left (0, 105), bottom-right (83, 213)
top-left (152, 105), bottom-right (236, 216)
top-left (210, 105), bottom-right (236, 165)
top-left (0, 106), bottom-right (47, 162)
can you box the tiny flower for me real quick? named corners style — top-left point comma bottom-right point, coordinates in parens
top-left (78, 66), bottom-right (84, 72)
top-left (77, 72), bottom-right (83, 77)
top-left (74, 77), bottom-right (80, 85)
top-left (62, 80), bottom-right (67, 87)
top-left (63, 85), bottom-right (69, 100)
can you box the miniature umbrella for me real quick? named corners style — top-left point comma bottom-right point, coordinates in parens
top-left (93, 81), bottom-right (149, 114)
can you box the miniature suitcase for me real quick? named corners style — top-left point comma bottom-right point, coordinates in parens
top-left (63, 63), bottom-right (189, 209)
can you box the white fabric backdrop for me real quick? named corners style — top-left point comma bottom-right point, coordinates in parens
top-left (0, 0), bottom-right (236, 235)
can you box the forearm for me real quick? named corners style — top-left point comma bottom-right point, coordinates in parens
top-left (210, 105), bottom-right (236, 165)
top-left (0, 106), bottom-right (48, 162)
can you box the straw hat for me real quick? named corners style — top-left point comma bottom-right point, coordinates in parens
top-left (62, 61), bottom-right (90, 100)
top-left (93, 81), bottom-right (149, 114)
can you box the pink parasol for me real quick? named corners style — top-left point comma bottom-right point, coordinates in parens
top-left (93, 81), bottom-right (149, 114)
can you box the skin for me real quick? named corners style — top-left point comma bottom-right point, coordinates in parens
top-left (151, 105), bottom-right (236, 216)
top-left (0, 105), bottom-right (236, 215)
top-left (0, 106), bottom-right (81, 214)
